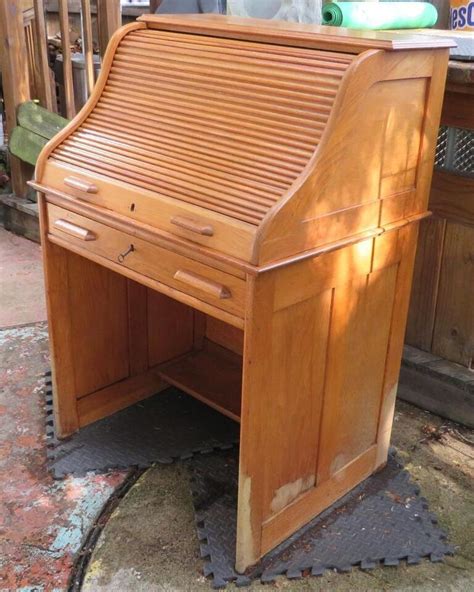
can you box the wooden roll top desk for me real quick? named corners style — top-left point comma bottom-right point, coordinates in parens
top-left (31, 15), bottom-right (452, 572)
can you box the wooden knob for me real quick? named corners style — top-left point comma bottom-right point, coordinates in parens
top-left (64, 176), bottom-right (98, 194)
top-left (53, 219), bottom-right (96, 241)
top-left (173, 270), bottom-right (231, 299)
top-left (170, 216), bottom-right (214, 236)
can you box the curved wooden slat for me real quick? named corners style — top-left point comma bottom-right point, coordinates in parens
top-left (51, 29), bottom-right (353, 224)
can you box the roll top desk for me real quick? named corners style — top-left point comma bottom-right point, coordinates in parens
top-left (31, 15), bottom-right (452, 572)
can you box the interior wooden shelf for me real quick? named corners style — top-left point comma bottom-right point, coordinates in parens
top-left (157, 343), bottom-right (242, 422)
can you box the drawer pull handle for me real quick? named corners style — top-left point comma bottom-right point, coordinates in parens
top-left (171, 216), bottom-right (214, 236)
top-left (173, 270), bottom-right (231, 300)
top-left (64, 176), bottom-right (98, 194)
top-left (53, 219), bottom-right (96, 241)
top-left (118, 244), bottom-right (135, 263)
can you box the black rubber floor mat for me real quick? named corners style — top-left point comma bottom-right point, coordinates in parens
top-left (189, 450), bottom-right (454, 588)
top-left (45, 374), bottom-right (239, 478)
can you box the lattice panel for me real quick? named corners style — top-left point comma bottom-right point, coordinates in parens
top-left (435, 126), bottom-right (474, 177)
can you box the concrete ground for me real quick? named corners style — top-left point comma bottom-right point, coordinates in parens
top-left (81, 403), bottom-right (474, 592)
top-left (0, 229), bottom-right (129, 590)
top-left (1, 227), bottom-right (473, 591)
top-left (0, 227), bottom-right (46, 328)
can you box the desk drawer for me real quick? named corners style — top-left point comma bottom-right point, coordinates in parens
top-left (47, 203), bottom-right (246, 318)
top-left (42, 160), bottom-right (256, 262)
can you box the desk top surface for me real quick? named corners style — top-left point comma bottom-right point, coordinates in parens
top-left (138, 14), bottom-right (456, 53)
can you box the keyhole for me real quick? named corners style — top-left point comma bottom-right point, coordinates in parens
top-left (130, 203), bottom-right (136, 212)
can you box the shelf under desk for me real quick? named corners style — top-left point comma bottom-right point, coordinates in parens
top-left (157, 343), bottom-right (242, 423)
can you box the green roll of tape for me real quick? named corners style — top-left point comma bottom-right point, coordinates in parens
top-left (322, 2), bottom-right (438, 30)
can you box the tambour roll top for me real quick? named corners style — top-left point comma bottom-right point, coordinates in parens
top-left (35, 15), bottom-right (453, 267)
top-left (52, 30), bottom-right (354, 226)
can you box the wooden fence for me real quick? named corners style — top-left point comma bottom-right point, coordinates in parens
top-left (0, 0), bottom-right (121, 197)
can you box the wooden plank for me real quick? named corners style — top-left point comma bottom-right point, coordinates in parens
top-left (58, 0), bottom-right (76, 118)
top-left (97, 0), bottom-right (122, 59)
top-left (432, 222), bottom-right (474, 368)
top-left (127, 280), bottom-right (149, 377)
top-left (80, 0), bottom-right (95, 96)
top-left (260, 289), bottom-right (332, 520)
top-left (398, 365), bottom-right (474, 430)
top-left (77, 367), bottom-right (166, 428)
top-left (405, 216), bottom-right (446, 350)
top-left (441, 89), bottom-right (474, 129)
top-left (10, 126), bottom-right (48, 166)
top-left (18, 101), bottom-right (69, 140)
top-left (33, 0), bottom-right (55, 110)
top-left (376, 223), bottom-right (419, 467)
top-left (0, 0), bottom-right (32, 197)
top-left (38, 194), bottom-right (79, 436)
top-left (147, 290), bottom-right (194, 366)
top-left (317, 265), bottom-right (397, 483)
top-left (430, 170), bottom-right (474, 228)
top-left (158, 341), bottom-right (242, 422)
top-left (67, 253), bottom-right (130, 399)
top-left (205, 316), bottom-right (244, 355)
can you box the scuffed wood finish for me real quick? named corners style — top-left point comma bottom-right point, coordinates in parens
top-left (237, 228), bottom-right (421, 567)
top-left (33, 15), bottom-right (451, 572)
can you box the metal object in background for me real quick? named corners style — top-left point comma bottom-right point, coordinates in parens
top-left (155, 0), bottom-right (226, 13)
top-left (228, 0), bottom-right (323, 23)
top-left (435, 125), bottom-right (474, 177)
top-left (54, 53), bottom-right (101, 116)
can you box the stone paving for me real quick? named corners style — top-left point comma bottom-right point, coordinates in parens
top-left (0, 230), bottom-right (129, 591)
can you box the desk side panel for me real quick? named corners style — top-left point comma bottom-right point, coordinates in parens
top-left (237, 223), bottom-right (419, 570)
top-left (255, 48), bottom-right (449, 264)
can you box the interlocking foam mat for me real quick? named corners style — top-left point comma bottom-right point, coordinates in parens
top-left (189, 450), bottom-right (454, 588)
top-left (44, 374), bottom-right (453, 587)
top-left (44, 373), bottom-right (239, 478)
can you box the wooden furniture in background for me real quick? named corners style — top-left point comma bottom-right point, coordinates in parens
top-left (407, 62), bottom-right (474, 369)
top-left (31, 15), bottom-right (452, 571)
top-left (0, 0), bottom-right (121, 197)
top-left (0, 1), bottom-right (33, 197)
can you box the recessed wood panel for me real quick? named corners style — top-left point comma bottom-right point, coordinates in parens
top-left (67, 251), bottom-right (130, 398)
top-left (147, 289), bottom-right (194, 367)
top-left (317, 265), bottom-right (398, 483)
top-left (260, 289), bottom-right (333, 520)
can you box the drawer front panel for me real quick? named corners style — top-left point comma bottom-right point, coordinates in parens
top-left (42, 160), bottom-right (256, 262)
top-left (47, 203), bottom-right (246, 317)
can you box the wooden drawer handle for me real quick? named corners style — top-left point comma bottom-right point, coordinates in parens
top-left (53, 219), bottom-right (96, 241)
top-left (173, 270), bottom-right (231, 299)
top-left (171, 216), bottom-right (214, 236)
top-left (64, 176), bottom-right (98, 194)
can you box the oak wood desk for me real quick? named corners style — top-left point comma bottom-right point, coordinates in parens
top-left (31, 15), bottom-right (452, 571)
